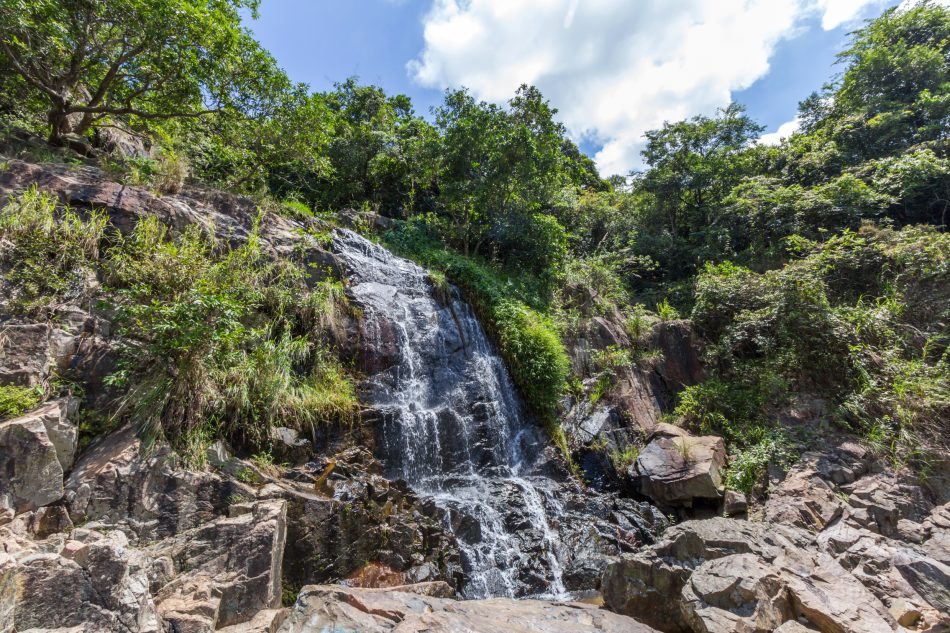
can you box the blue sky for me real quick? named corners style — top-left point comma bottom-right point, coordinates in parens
top-left (244, 0), bottom-right (904, 175)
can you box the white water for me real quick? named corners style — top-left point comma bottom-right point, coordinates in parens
top-left (332, 229), bottom-right (567, 598)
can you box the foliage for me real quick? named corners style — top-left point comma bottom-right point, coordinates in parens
top-left (0, 186), bottom-right (106, 315)
top-left (0, 384), bottom-right (42, 420)
top-left (103, 216), bottom-right (357, 452)
top-left (0, 0), bottom-right (285, 144)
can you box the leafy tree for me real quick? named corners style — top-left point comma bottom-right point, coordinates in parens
top-left (830, 0), bottom-right (950, 160)
top-left (0, 0), bottom-right (283, 144)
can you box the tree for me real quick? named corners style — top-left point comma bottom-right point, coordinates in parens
top-left (0, 0), bottom-right (281, 144)
top-left (829, 0), bottom-right (950, 160)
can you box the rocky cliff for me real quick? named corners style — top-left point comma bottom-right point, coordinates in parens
top-left (1, 158), bottom-right (947, 633)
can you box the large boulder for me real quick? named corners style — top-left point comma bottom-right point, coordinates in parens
top-left (0, 398), bottom-right (78, 512)
top-left (0, 527), bottom-right (162, 633)
top-left (278, 584), bottom-right (661, 633)
top-left (602, 517), bottom-right (903, 633)
top-left (65, 426), bottom-right (241, 543)
top-left (634, 425), bottom-right (726, 507)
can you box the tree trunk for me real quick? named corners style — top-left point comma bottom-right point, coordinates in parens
top-left (46, 101), bottom-right (72, 146)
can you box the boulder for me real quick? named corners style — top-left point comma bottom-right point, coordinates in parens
top-left (278, 584), bottom-right (661, 633)
top-left (723, 490), bottom-right (748, 516)
top-left (65, 426), bottom-right (240, 543)
top-left (602, 517), bottom-right (903, 633)
top-left (634, 427), bottom-right (726, 507)
top-left (1, 528), bottom-right (162, 633)
top-left (0, 398), bottom-right (77, 512)
top-left (681, 554), bottom-right (792, 633)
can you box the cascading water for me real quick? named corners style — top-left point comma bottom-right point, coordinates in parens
top-left (332, 229), bottom-right (568, 599)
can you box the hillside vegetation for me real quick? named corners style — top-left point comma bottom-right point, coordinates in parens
top-left (1, 0), bottom-right (947, 483)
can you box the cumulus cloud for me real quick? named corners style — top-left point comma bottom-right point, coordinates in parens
top-left (408, 0), bottom-right (888, 175)
top-left (758, 117), bottom-right (803, 145)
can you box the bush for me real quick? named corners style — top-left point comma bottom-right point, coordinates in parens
top-left (104, 215), bottom-right (358, 453)
top-left (0, 187), bottom-right (106, 315)
top-left (0, 384), bottom-right (42, 420)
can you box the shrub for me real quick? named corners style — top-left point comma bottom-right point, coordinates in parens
top-left (0, 384), bottom-right (42, 420)
top-left (0, 187), bottom-right (107, 315)
top-left (104, 216), bottom-right (358, 454)
top-left (156, 148), bottom-right (189, 194)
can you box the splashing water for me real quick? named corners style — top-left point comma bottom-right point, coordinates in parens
top-left (332, 229), bottom-right (567, 599)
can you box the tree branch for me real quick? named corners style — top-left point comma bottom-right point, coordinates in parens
top-left (0, 40), bottom-right (61, 100)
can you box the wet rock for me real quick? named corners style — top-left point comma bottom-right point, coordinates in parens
top-left (634, 425), bottom-right (726, 507)
top-left (269, 427), bottom-right (313, 465)
top-left (272, 448), bottom-right (463, 594)
top-left (0, 398), bottom-right (78, 512)
top-left (278, 584), bottom-right (662, 632)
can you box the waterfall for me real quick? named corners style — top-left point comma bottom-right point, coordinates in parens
top-left (332, 229), bottom-right (568, 599)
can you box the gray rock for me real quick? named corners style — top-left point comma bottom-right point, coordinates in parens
top-left (65, 426), bottom-right (239, 542)
top-left (0, 398), bottom-right (77, 512)
top-left (681, 554), bottom-right (792, 633)
top-left (893, 550), bottom-right (950, 614)
top-left (148, 499), bottom-right (287, 631)
top-left (278, 584), bottom-right (661, 633)
top-left (634, 426), bottom-right (726, 507)
top-left (1, 529), bottom-right (161, 633)
top-left (723, 490), bottom-right (748, 516)
top-left (602, 517), bottom-right (903, 633)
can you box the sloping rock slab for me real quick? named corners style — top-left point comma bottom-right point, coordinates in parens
top-left (602, 517), bottom-right (899, 633)
top-left (278, 584), bottom-right (660, 632)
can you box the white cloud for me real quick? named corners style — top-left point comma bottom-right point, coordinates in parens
top-left (758, 117), bottom-right (803, 145)
top-left (408, 0), bottom-right (888, 175)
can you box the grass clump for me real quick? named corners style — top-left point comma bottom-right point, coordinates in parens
top-left (102, 215), bottom-right (358, 456)
top-left (0, 384), bottom-right (42, 420)
top-left (0, 186), bottom-right (106, 315)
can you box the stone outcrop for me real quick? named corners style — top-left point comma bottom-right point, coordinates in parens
top-left (65, 425), bottom-right (240, 542)
top-left (633, 424), bottom-right (726, 508)
top-left (602, 517), bottom-right (903, 633)
top-left (1, 527), bottom-right (162, 633)
top-left (604, 438), bottom-right (950, 633)
top-left (0, 398), bottom-right (78, 512)
top-left (278, 584), bottom-right (661, 633)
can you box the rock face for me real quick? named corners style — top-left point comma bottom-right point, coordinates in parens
top-left (0, 398), bottom-right (78, 512)
top-left (278, 584), bottom-right (662, 633)
top-left (603, 438), bottom-right (950, 633)
top-left (560, 305), bottom-right (707, 493)
top-left (602, 518), bottom-right (898, 633)
top-left (1, 527), bottom-right (162, 633)
top-left (634, 424), bottom-right (726, 508)
top-left (65, 425), bottom-right (238, 542)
